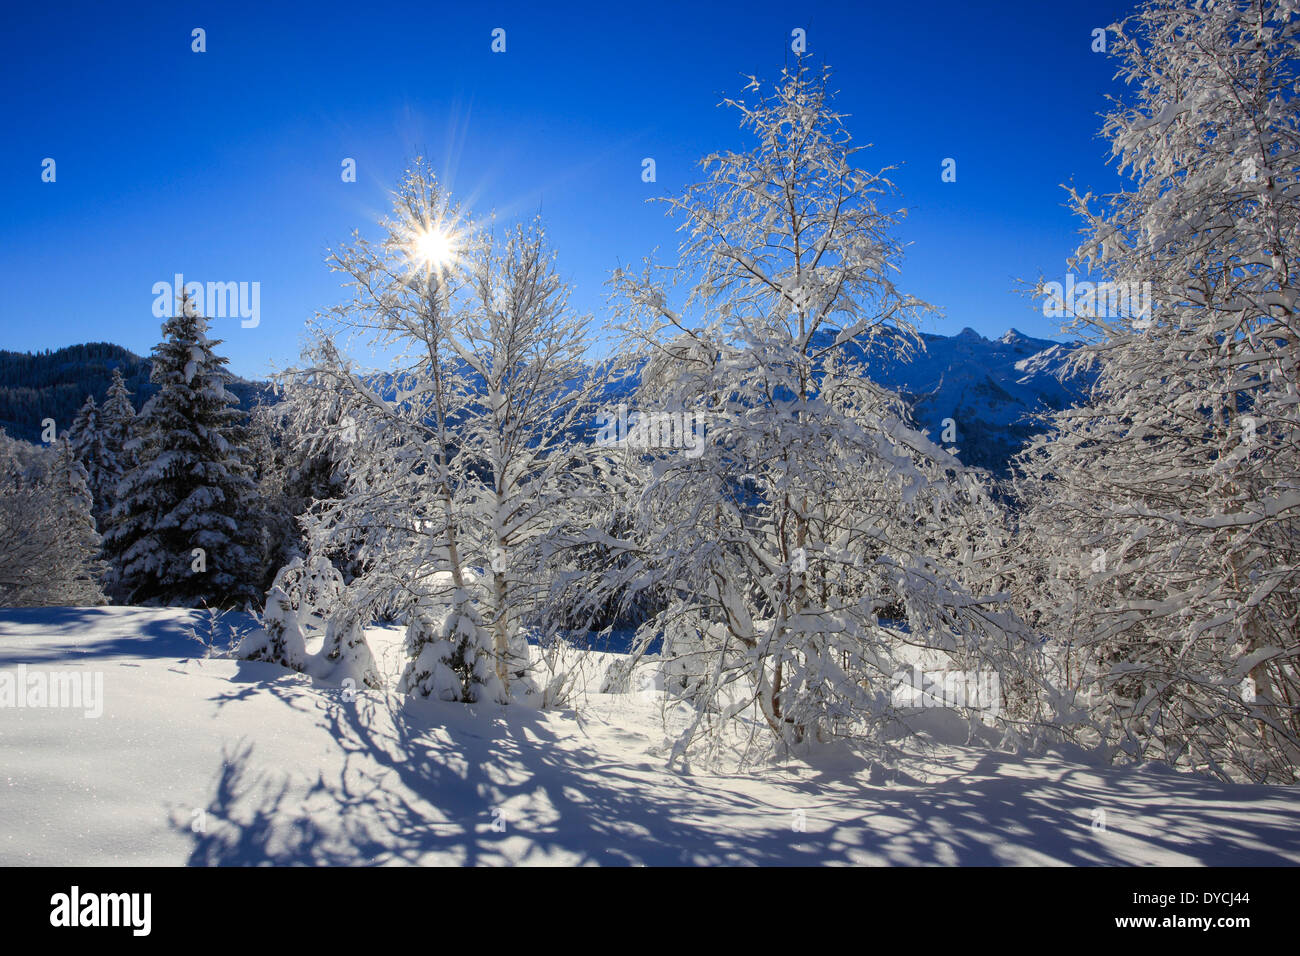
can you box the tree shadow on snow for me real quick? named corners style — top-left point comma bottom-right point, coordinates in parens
top-left (0, 606), bottom-right (258, 664)
top-left (185, 676), bottom-right (883, 866)
top-left (180, 674), bottom-right (1300, 866)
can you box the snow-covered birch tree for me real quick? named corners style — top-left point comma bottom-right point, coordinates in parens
top-left (0, 430), bottom-right (104, 607)
top-left (274, 163), bottom-right (479, 695)
top-left (451, 218), bottom-right (614, 700)
top-left (1015, 0), bottom-right (1300, 782)
top-left (276, 160), bottom-right (609, 702)
top-left (607, 60), bottom-right (1032, 763)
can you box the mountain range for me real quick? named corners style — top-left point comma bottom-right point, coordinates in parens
top-left (0, 328), bottom-right (1087, 474)
top-left (854, 327), bottom-right (1088, 473)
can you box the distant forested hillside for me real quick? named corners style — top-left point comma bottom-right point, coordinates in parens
top-left (1, 330), bottom-right (1086, 471)
top-left (0, 342), bottom-right (268, 441)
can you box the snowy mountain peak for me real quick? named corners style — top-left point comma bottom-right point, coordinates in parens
top-left (846, 327), bottom-right (1091, 474)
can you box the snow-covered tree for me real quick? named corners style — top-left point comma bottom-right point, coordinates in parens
top-left (606, 60), bottom-right (1032, 763)
top-left (100, 367), bottom-right (138, 476)
top-left (0, 430), bottom-right (104, 607)
top-left (1014, 0), bottom-right (1300, 782)
top-left (278, 162), bottom-right (486, 698)
top-left (103, 294), bottom-right (262, 607)
top-left (241, 583), bottom-right (309, 673)
top-left (280, 161), bottom-right (609, 702)
top-left (68, 395), bottom-right (112, 527)
top-left (67, 370), bottom-right (139, 536)
top-left (449, 218), bottom-right (617, 700)
top-left (246, 398), bottom-right (351, 589)
top-left (401, 581), bottom-right (500, 702)
top-left (238, 554), bottom-right (380, 688)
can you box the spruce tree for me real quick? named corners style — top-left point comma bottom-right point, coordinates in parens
top-left (68, 395), bottom-right (128, 535)
top-left (100, 367), bottom-right (138, 474)
top-left (68, 395), bottom-right (113, 527)
top-left (103, 294), bottom-right (261, 606)
top-left (95, 367), bottom-right (139, 536)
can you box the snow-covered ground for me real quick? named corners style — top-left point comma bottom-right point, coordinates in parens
top-left (1, 606), bottom-right (1297, 866)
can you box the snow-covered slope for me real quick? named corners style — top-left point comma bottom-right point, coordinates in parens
top-left (2, 607), bottom-right (1295, 866)
top-left (849, 327), bottom-right (1087, 474)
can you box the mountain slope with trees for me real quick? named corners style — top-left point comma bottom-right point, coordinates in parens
top-left (0, 341), bottom-right (267, 442)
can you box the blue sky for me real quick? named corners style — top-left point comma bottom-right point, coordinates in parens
top-left (0, 0), bottom-right (1135, 380)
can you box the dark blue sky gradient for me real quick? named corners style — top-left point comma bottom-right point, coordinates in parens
top-left (1, 0), bottom-right (1136, 379)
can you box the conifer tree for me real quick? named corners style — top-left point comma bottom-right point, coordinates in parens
top-left (100, 367), bottom-right (138, 475)
top-left (68, 395), bottom-right (113, 527)
top-left (103, 294), bottom-right (261, 606)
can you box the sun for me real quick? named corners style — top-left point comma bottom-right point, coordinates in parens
top-left (411, 226), bottom-right (456, 270)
